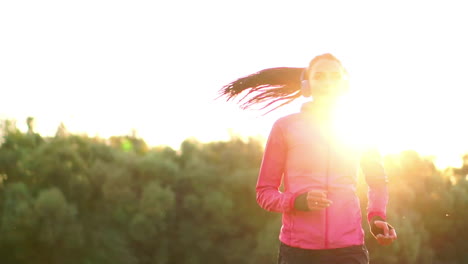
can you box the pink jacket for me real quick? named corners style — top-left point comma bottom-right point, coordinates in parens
top-left (256, 102), bottom-right (388, 249)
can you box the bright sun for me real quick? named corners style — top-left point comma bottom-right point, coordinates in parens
top-left (327, 82), bottom-right (465, 169)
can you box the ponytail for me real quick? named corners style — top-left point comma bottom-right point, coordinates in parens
top-left (218, 53), bottom-right (345, 114)
top-left (218, 67), bottom-right (304, 114)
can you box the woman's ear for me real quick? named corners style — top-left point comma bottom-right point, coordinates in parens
top-left (300, 68), bottom-right (312, 97)
top-left (301, 79), bottom-right (312, 97)
top-left (342, 77), bottom-right (350, 93)
top-left (342, 69), bottom-right (350, 93)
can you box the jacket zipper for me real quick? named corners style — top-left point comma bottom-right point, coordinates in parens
top-left (324, 126), bottom-right (331, 249)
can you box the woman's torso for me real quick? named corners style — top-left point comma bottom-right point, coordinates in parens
top-left (278, 107), bottom-right (365, 249)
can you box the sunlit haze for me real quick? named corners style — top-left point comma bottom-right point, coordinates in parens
top-left (1, 1), bottom-right (467, 168)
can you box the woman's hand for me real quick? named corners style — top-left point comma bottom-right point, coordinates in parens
top-left (373, 220), bottom-right (397, 245)
top-left (306, 190), bottom-right (332, 210)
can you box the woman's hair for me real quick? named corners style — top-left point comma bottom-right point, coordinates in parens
top-left (218, 53), bottom-right (345, 114)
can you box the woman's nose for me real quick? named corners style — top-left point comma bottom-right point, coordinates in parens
top-left (322, 81), bottom-right (334, 90)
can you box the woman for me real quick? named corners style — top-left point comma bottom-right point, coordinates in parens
top-left (219, 53), bottom-right (397, 264)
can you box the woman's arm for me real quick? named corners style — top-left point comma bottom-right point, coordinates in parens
top-left (361, 147), bottom-right (389, 222)
top-left (361, 148), bottom-right (397, 245)
top-left (255, 120), bottom-right (297, 213)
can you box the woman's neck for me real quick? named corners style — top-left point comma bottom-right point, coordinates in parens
top-left (301, 99), bottom-right (338, 123)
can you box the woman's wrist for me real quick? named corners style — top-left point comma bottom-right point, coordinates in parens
top-left (370, 216), bottom-right (394, 236)
top-left (293, 192), bottom-right (309, 211)
top-left (370, 216), bottom-right (385, 236)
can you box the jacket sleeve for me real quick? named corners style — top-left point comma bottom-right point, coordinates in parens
top-left (255, 120), bottom-right (297, 213)
top-left (360, 147), bottom-right (389, 222)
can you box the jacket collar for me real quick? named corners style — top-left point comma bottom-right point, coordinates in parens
top-left (300, 101), bottom-right (316, 113)
top-left (300, 101), bottom-right (335, 124)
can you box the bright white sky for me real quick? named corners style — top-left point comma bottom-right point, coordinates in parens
top-left (1, 0), bottom-right (467, 168)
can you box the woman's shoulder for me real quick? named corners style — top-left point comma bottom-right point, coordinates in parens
top-left (273, 113), bottom-right (304, 128)
top-left (278, 111), bottom-right (303, 121)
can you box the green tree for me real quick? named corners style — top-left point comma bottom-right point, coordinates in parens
top-left (33, 187), bottom-right (84, 263)
top-left (0, 182), bottom-right (36, 263)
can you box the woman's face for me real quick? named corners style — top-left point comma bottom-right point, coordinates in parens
top-left (307, 59), bottom-right (347, 101)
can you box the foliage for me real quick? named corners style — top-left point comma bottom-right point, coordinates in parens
top-left (0, 120), bottom-right (467, 263)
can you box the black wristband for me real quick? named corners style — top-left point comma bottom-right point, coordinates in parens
top-left (370, 216), bottom-right (385, 236)
top-left (294, 192), bottom-right (309, 211)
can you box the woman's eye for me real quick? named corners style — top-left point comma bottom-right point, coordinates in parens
top-left (313, 72), bottom-right (342, 81)
top-left (313, 73), bottom-right (325, 81)
top-left (330, 72), bottom-right (342, 80)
